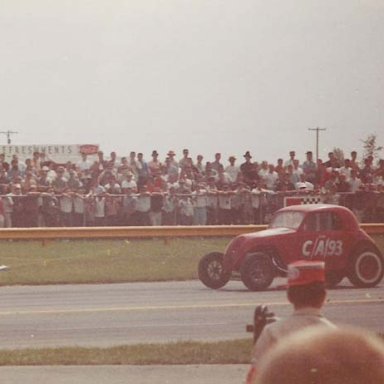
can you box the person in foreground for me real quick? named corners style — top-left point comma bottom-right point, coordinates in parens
top-left (246, 260), bottom-right (336, 384)
top-left (254, 326), bottom-right (384, 384)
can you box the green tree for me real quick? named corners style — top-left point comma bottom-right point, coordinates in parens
top-left (361, 134), bottom-right (383, 160)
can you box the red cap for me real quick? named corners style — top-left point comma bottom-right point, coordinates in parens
top-left (287, 261), bottom-right (325, 287)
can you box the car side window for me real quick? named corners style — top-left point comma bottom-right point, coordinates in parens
top-left (303, 212), bottom-right (343, 232)
top-left (330, 213), bottom-right (343, 230)
top-left (302, 214), bottom-right (317, 232)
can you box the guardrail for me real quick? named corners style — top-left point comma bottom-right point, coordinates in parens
top-left (0, 224), bottom-right (382, 240)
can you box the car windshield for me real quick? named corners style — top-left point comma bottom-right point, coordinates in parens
top-left (269, 211), bottom-right (305, 230)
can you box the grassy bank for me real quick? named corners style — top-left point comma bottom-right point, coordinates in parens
top-left (0, 238), bottom-right (228, 285)
top-left (0, 235), bottom-right (383, 286)
top-left (0, 339), bottom-right (253, 366)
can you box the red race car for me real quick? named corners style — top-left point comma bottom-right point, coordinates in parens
top-left (198, 204), bottom-right (383, 290)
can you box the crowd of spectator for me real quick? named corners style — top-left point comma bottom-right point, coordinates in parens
top-left (0, 148), bottom-right (383, 228)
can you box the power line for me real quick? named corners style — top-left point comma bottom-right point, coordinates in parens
top-left (0, 130), bottom-right (18, 144)
top-left (308, 127), bottom-right (326, 161)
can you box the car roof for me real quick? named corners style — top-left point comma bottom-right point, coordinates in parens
top-left (278, 204), bottom-right (345, 213)
top-left (276, 204), bottom-right (360, 231)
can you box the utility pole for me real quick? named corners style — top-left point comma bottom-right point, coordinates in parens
top-left (0, 130), bottom-right (18, 144)
top-left (308, 127), bottom-right (326, 162)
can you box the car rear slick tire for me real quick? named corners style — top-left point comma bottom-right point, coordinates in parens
top-left (240, 252), bottom-right (274, 291)
top-left (348, 246), bottom-right (384, 288)
top-left (198, 252), bottom-right (231, 289)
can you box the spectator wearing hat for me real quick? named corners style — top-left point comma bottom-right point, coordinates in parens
top-left (240, 151), bottom-right (256, 187)
top-left (164, 151), bottom-right (179, 180)
top-left (225, 156), bottom-right (240, 185)
top-left (165, 150), bottom-right (178, 167)
top-left (148, 150), bottom-right (162, 176)
top-left (246, 260), bottom-right (336, 384)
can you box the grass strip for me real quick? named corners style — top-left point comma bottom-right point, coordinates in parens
top-left (0, 339), bottom-right (253, 366)
top-left (0, 235), bottom-right (383, 286)
top-left (0, 238), bottom-right (228, 285)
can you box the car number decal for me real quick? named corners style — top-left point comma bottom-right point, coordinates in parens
top-left (302, 238), bottom-right (343, 258)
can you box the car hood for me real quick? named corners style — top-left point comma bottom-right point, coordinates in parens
top-left (243, 227), bottom-right (296, 239)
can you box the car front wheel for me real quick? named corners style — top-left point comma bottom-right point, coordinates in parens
top-left (240, 252), bottom-right (275, 291)
top-left (348, 246), bottom-right (384, 288)
top-left (198, 252), bottom-right (231, 289)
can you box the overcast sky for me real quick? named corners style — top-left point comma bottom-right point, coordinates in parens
top-left (0, 0), bottom-right (383, 164)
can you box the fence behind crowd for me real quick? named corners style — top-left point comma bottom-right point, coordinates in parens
top-left (0, 189), bottom-right (383, 229)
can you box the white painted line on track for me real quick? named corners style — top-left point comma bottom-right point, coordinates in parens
top-left (0, 298), bottom-right (382, 316)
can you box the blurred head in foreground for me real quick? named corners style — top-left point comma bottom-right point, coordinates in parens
top-left (255, 327), bottom-right (384, 384)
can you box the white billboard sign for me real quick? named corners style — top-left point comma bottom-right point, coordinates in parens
top-left (0, 144), bottom-right (99, 163)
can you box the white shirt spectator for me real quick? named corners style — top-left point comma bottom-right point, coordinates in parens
top-left (136, 194), bottom-right (151, 212)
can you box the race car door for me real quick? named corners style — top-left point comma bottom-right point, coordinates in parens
top-left (296, 210), bottom-right (349, 270)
